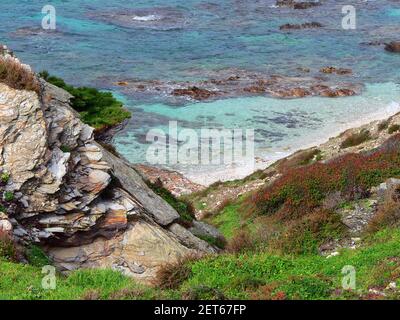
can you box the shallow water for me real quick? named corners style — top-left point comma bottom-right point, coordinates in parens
top-left (1, 0), bottom-right (400, 184)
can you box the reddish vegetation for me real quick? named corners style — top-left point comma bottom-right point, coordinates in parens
top-left (226, 230), bottom-right (254, 253)
top-left (155, 255), bottom-right (199, 289)
top-left (236, 134), bottom-right (400, 253)
top-left (249, 134), bottom-right (400, 220)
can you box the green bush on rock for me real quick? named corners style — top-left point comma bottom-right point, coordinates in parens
top-left (39, 71), bottom-right (131, 131)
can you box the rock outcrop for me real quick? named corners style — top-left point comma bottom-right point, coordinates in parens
top-left (276, 0), bottom-right (321, 10)
top-left (0, 46), bottom-right (217, 282)
top-left (385, 41), bottom-right (400, 53)
top-left (279, 22), bottom-right (323, 30)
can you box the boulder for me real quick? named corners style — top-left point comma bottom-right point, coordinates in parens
top-left (280, 22), bottom-right (322, 30)
top-left (276, 0), bottom-right (321, 9)
top-left (189, 220), bottom-right (222, 240)
top-left (385, 42), bottom-right (400, 53)
top-left (172, 86), bottom-right (216, 100)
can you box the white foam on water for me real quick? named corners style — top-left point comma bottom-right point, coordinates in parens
top-left (132, 14), bottom-right (161, 22)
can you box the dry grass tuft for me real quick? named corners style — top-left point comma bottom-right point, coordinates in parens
top-left (226, 230), bottom-right (255, 253)
top-left (155, 254), bottom-right (200, 290)
top-left (0, 57), bottom-right (40, 94)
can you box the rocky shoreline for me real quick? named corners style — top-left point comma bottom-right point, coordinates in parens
top-left (103, 68), bottom-right (361, 105)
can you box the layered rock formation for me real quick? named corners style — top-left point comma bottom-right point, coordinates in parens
top-left (0, 46), bottom-right (217, 282)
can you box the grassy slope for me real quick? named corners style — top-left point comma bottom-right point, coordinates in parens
top-left (183, 228), bottom-right (400, 299)
top-left (1, 228), bottom-right (399, 300)
top-left (0, 262), bottom-right (173, 300)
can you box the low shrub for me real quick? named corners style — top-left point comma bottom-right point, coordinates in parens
top-left (340, 129), bottom-right (371, 149)
top-left (60, 145), bottom-right (71, 153)
top-left (277, 275), bottom-right (333, 300)
top-left (155, 255), bottom-right (198, 290)
top-left (272, 209), bottom-right (344, 255)
top-left (242, 134), bottom-right (400, 253)
top-left (378, 120), bottom-right (389, 132)
top-left (275, 148), bottom-right (322, 172)
top-left (226, 230), bottom-right (255, 253)
top-left (367, 191), bottom-right (400, 233)
top-left (39, 71), bottom-right (131, 131)
top-left (3, 191), bottom-right (14, 202)
top-left (250, 282), bottom-right (286, 300)
top-left (250, 134), bottom-right (400, 220)
top-left (0, 172), bottom-right (10, 184)
top-left (388, 124), bottom-right (400, 134)
top-left (0, 58), bottom-right (40, 94)
top-left (0, 233), bottom-right (16, 261)
top-left (25, 245), bottom-right (51, 267)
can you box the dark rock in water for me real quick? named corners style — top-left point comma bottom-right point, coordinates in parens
top-left (10, 26), bottom-right (62, 37)
top-left (172, 86), bottom-right (217, 100)
top-left (319, 88), bottom-right (356, 97)
top-left (243, 85), bottom-right (266, 94)
top-left (293, 1), bottom-right (320, 9)
top-left (360, 40), bottom-right (385, 46)
top-left (280, 22), bottom-right (323, 30)
top-left (320, 66), bottom-right (352, 75)
top-left (276, 87), bottom-right (311, 98)
top-left (385, 41), bottom-right (400, 53)
top-left (276, 0), bottom-right (321, 9)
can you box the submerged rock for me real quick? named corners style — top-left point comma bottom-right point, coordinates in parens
top-left (172, 86), bottom-right (217, 100)
top-left (106, 70), bottom-right (361, 103)
top-left (280, 22), bottom-right (323, 30)
top-left (385, 41), bottom-right (400, 53)
top-left (276, 0), bottom-right (321, 10)
top-left (320, 66), bottom-right (352, 75)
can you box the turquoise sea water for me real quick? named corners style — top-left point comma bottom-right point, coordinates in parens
top-left (1, 0), bottom-right (400, 183)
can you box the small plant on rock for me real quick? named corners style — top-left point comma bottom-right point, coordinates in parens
top-left (0, 171), bottom-right (10, 184)
top-left (3, 191), bottom-right (14, 202)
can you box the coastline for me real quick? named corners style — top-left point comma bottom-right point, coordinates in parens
top-left (141, 100), bottom-right (400, 190)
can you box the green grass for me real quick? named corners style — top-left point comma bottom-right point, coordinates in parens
top-left (208, 203), bottom-right (242, 239)
top-left (39, 71), bottom-right (131, 131)
top-left (179, 227), bottom-right (400, 299)
top-left (0, 261), bottom-right (171, 300)
top-left (1, 227), bottom-right (399, 299)
top-left (25, 245), bottom-right (51, 267)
